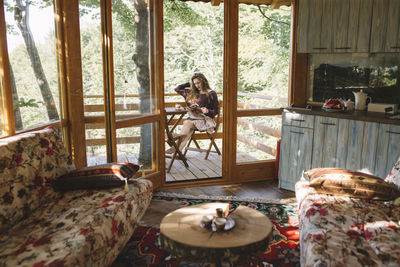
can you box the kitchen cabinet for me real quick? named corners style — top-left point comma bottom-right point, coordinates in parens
top-left (312, 116), bottom-right (340, 168)
top-left (297, 0), bottom-right (400, 53)
top-left (359, 121), bottom-right (380, 173)
top-left (282, 111), bottom-right (314, 128)
top-left (279, 113), bottom-right (314, 191)
top-left (297, 0), bottom-right (373, 53)
top-left (370, 0), bottom-right (400, 52)
top-left (279, 111), bottom-right (394, 191)
top-left (297, 0), bottom-right (333, 53)
top-left (311, 117), bottom-right (379, 171)
top-left (375, 124), bottom-right (400, 178)
top-left (331, 0), bottom-right (373, 53)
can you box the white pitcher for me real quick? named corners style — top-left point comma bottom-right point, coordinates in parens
top-left (353, 90), bottom-right (371, 111)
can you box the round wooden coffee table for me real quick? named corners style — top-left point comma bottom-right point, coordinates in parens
top-left (159, 202), bottom-right (273, 265)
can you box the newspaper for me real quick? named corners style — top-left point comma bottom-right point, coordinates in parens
top-left (185, 104), bottom-right (204, 120)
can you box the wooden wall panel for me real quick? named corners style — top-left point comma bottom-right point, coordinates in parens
top-left (291, 53), bottom-right (308, 107)
top-left (233, 161), bottom-right (275, 181)
top-left (290, 0), bottom-right (307, 107)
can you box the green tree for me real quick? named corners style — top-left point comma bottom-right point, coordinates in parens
top-left (8, 0), bottom-right (59, 123)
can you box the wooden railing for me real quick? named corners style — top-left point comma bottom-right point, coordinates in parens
top-left (84, 92), bottom-right (287, 157)
top-left (236, 92), bottom-right (286, 157)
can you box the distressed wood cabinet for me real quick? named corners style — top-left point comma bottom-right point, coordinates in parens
top-left (311, 116), bottom-right (340, 168)
top-left (279, 113), bottom-right (314, 191)
top-left (297, 0), bottom-right (333, 53)
top-left (297, 0), bottom-right (373, 53)
top-left (370, 0), bottom-right (400, 52)
top-left (297, 0), bottom-right (400, 53)
top-left (331, 0), bottom-right (373, 53)
top-left (279, 111), bottom-right (400, 191)
top-left (375, 124), bottom-right (400, 177)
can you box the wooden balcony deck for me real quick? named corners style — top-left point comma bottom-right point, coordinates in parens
top-left (165, 149), bottom-right (257, 182)
top-left (87, 147), bottom-right (258, 182)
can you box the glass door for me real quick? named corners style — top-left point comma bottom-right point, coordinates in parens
top-left (163, 0), bottom-right (224, 183)
top-left (232, 3), bottom-right (291, 181)
top-left (79, 0), bottom-right (162, 184)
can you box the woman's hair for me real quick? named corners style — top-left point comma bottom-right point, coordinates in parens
top-left (187, 73), bottom-right (213, 103)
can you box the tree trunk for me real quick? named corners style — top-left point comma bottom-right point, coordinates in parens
top-left (14, 0), bottom-right (59, 121)
top-left (133, 0), bottom-right (152, 168)
top-left (10, 66), bottom-right (23, 130)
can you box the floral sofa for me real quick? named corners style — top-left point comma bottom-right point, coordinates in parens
top-left (296, 163), bottom-right (400, 267)
top-left (0, 127), bottom-right (153, 266)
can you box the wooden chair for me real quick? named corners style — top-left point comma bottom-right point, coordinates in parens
top-left (165, 134), bottom-right (188, 173)
top-left (165, 109), bottom-right (189, 173)
top-left (184, 110), bottom-right (221, 160)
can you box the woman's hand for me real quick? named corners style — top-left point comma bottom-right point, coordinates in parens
top-left (200, 107), bottom-right (208, 114)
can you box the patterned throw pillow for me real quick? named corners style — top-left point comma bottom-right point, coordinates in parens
top-left (53, 162), bottom-right (140, 191)
top-left (303, 168), bottom-right (400, 201)
top-left (385, 159), bottom-right (400, 190)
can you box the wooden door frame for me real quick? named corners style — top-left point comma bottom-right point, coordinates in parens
top-left (100, 0), bottom-right (118, 163)
top-left (57, 0), bottom-right (87, 168)
top-left (0, 0), bottom-right (15, 136)
top-left (222, 0), bottom-right (238, 182)
top-left (0, 0), bottom-right (306, 189)
top-left (159, 0), bottom-right (290, 189)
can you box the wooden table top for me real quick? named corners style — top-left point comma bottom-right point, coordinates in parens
top-left (160, 202), bottom-right (272, 249)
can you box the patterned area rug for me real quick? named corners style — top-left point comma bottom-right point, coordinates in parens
top-left (112, 194), bottom-right (300, 267)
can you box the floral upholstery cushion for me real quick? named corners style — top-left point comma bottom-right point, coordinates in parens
top-left (386, 158), bottom-right (400, 190)
top-left (0, 127), bottom-right (75, 234)
top-left (296, 179), bottom-right (400, 267)
top-left (0, 179), bottom-right (153, 266)
top-left (54, 162), bottom-right (140, 191)
top-left (304, 168), bottom-right (400, 200)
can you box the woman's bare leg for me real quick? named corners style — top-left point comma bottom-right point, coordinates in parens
top-left (178, 120), bottom-right (196, 151)
top-left (166, 120), bottom-right (195, 154)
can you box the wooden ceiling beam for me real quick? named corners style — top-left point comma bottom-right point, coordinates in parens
top-left (176, 0), bottom-right (292, 8)
top-left (271, 0), bottom-right (280, 9)
top-left (272, 0), bottom-right (293, 9)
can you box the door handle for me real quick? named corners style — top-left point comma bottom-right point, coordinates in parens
top-left (320, 122), bottom-right (336, 126)
top-left (292, 119), bottom-right (305, 122)
top-left (290, 131), bottom-right (304, 135)
top-left (386, 131), bottom-right (400, 135)
top-left (335, 47), bottom-right (351, 50)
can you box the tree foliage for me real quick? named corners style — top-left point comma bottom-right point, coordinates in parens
top-left (6, 0), bottom-right (291, 161)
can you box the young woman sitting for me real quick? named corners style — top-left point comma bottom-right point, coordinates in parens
top-left (166, 72), bottom-right (219, 154)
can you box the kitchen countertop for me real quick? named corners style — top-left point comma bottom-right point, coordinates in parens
top-left (282, 107), bottom-right (400, 125)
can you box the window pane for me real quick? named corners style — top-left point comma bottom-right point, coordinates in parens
top-left (236, 4), bottom-right (290, 164)
top-left (79, 2), bottom-right (104, 117)
top-left (112, 2), bottom-right (154, 116)
top-left (5, 0), bottom-right (60, 130)
top-left (86, 125), bottom-right (107, 166)
top-left (163, 0), bottom-right (224, 103)
top-left (116, 122), bottom-right (157, 171)
top-left (237, 4), bottom-right (290, 110)
top-left (236, 116), bottom-right (281, 162)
